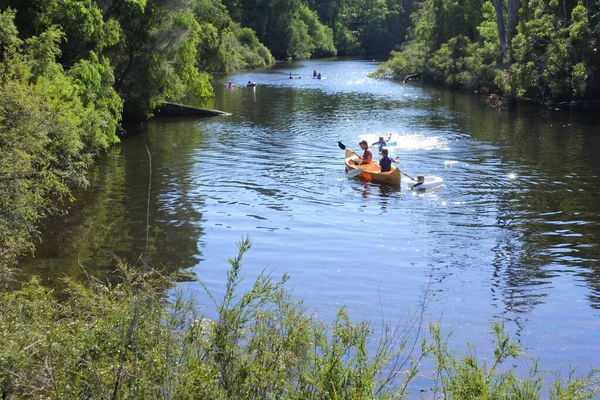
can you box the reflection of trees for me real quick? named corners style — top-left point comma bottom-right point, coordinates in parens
top-left (435, 89), bottom-right (600, 311)
top-left (20, 120), bottom-right (207, 287)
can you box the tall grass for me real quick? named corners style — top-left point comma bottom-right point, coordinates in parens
top-left (1, 237), bottom-right (598, 399)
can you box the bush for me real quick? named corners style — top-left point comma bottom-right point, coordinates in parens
top-left (1, 238), bottom-right (598, 398)
top-left (0, 10), bottom-right (121, 268)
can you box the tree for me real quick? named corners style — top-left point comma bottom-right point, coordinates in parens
top-left (0, 10), bottom-right (121, 267)
top-left (491, 0), bottom-right (507, 54)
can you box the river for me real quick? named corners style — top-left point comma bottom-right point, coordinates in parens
top-left (23, 59), bottom-right (600, 385)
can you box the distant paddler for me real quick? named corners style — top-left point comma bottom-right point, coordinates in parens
top-left (372, 133), bottom-right (393, 148)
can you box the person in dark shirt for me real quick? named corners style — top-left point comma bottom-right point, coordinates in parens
top-left (379, 148), bottom-right (395, 172)
top-left (355, 140), bottom-right (372, 165)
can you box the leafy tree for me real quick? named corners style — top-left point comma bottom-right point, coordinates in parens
top-left (296, 5), bottom-right (336, 57)
top-left (375, 0), bottom-right (599, 107)
top-left (97, 0), bottom-right (216, 119)
top-left (1, 0), bottom-right (121, 66)
top-left (510, 0), bottom-right (597, 103)
top-left (221, 0), bottom-right (338, 59)
top-left (0, 10), bottom-right (121, 268)
top-left (193, 0), bottom-right (274, 73)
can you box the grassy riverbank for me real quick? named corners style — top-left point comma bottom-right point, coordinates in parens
top-left (2, 237), bottom-right (598, 398)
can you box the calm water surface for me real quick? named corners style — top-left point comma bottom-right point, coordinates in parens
top-left (24, 59), bottom-right (600, 383)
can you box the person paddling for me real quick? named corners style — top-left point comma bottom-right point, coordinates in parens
top-left (313, 69), bottom-right (317, 78)
top-left (372, 133), bottom-right (392, 147)
top-left (355, 140), bottom-right (372, 165)
top-left (379, 148), bottom-right (395, 172)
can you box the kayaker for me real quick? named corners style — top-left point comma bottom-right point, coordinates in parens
top-left (226, 81), bottom-right (235, 88)
top-left (313, 70), bottom-right (317, 78)
top-left (355, 140), bottom-right (372, 165)
top-left (317, 72), bottom-right (322, 79)
top-left (379, 148), bottom-right (395, 172)
top-left (372, 133), bottom-right (392, 147)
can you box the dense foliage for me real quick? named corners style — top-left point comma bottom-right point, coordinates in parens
top-left (221, 0), bottom-right (413, 58)
top-left (374, 0), bottom-right (600, 107)
top-left (0, 0), bottom-right (276, 266)
top-left (0, 9), bottom-right (122, 268)
top-left (1, 238), bottom-right (598, 398)
top-left (193, 0), bottom-right (274, 73)
top-left (0, 0), bottom-right (277, 119)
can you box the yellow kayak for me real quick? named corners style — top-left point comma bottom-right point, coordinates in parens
top-left (344, 149), bottom-right (401, 185)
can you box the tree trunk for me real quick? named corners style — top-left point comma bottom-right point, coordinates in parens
top-left (492, 0), bottom-right (507, 54)
top-left (507, 0), bottom-right (520, 41)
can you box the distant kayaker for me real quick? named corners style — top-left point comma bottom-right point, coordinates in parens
top-left (372, 133), bottom-right (392, 148)
top-left (355, 140), bottom-right (372, 165)
top-left (226, 81), bottom-right (235, 88)
top-left (317, 73), bottom-right (322, 79)
top-left (313, 70), bottom-right (317, 78)
top-left (379, 148), bottom-right (395, 172)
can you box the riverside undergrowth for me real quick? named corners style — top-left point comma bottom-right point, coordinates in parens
top-left (1, 237), bottom-right (598, 399)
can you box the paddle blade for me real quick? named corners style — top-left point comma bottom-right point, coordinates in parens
top-left (337, 141), bottom-right (346, 150)
top-left (347, 168), bottom-right (364, 178)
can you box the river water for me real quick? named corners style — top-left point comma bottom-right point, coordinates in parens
top-left (24, 59), bottom-right (600, 384)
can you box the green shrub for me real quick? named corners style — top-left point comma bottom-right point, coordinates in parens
top-left (0, 9), bottom-right (121, 268)
top-left (1, 238), bottom-right (598, 398)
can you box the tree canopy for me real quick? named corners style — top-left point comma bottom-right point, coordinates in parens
top-left (374, 0), bottom-right (600, 107)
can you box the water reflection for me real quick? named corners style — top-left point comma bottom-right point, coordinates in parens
top-left (441, 91), bottom-right (600, 313)
top-left (20, 120), bottom-right (207, 286)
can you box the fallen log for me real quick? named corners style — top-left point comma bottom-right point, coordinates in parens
top-left (403, 73), bottom-right (422, 83)
top-left (154, 102), bottom-right (230, 118)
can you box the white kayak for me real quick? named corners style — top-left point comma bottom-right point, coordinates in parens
top-left (408, 175), bottom-right (444, 190)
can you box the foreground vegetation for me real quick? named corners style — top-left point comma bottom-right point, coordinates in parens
top-left (1, 238), bottom-right (598, 398)
top-left (374, 0), bottom-right (600, 108)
